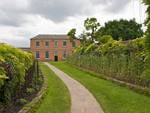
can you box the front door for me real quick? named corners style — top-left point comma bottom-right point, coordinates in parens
top-left (54, 56), bottom-right (58, 61)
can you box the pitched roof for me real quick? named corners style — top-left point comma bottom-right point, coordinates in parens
top-left (19, 47), bottom-right (31, 52)
top-left (31, 34), bottom-right (69, 40)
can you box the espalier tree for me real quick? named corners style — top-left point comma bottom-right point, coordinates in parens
top-left (67, 13), bottom-right (150, 86)
top-left (142, 0), bottom-right (150, 80)
top-left (143, 0), bottom-right (150, 51)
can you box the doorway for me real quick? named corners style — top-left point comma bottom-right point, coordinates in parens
top-left (54, 56), bottom-right (58, 61)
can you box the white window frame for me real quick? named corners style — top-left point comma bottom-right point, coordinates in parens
top-left (36, 41), bottom-right (40, 47)
top-left (45, 51), bottom-right (49, 59)
top-left (35, 51), bottom-right (40, 59)
top-left (54, 40), bottom-right (58, 48)
top-left (54, 51), bottom-right (58, 56)
top-left (62, 50), bottom-right (67, 59)
top-left (63, 40), bottom-right (67, 47)
top-left (45, 41), bottom-right (49, 47)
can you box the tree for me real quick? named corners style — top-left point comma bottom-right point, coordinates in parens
top-left (143, 0), bottom-right (150, 51)
top-left (67, 28), bottom-right (76, 42)
top-left (99, 35), bottom-right (113, 44)
top-left (142, 0), bottom-right (150, 80)
top-left (84, 17), bottom-right (100, 42)
top-left (79, 31), bottom-right (87, 44)
top-left (99, 19), bottom-right (144, 41)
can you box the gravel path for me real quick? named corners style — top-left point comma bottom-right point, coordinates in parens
top-left (45, 62), bottom-right (104, 113)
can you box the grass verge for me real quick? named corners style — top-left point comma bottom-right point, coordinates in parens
top-left (34, 62), bottom-right (70, 113)
top-left (51, 61), bottom-right (150, 113)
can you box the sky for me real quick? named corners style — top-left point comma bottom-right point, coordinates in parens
top-left (0, 0), bottom-right (147, 47)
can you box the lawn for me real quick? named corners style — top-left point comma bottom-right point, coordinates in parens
top-left (51, 61), bottom-right (150, 113)
top-left (35, 63), bottom-right (71, 113)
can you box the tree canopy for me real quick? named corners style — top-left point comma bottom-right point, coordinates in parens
top-left (67, 28), bottom-right (76, 43)
top-left (84, 17), bottom-right (100, 42)
top-left (99, 19), bottom-right (144, 41)
top-left (143, 0), bottom-right (150, 51)
top-left (68, 18), bottom-right (144, 45)
top-left (142, 0), bottom-right (150, 80)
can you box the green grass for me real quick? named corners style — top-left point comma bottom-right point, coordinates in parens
top-left (51, 61), bottom-right (150, 113)
top-left (35, 63), bottom-right (70, 113)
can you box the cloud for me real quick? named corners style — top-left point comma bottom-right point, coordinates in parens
top-left (0, 11), bottom-right (27, 26)
top-left (28, 0), bottom-right (92, 22)
top-left (0, 0), bottom-right (131, 26)
top-left (102, 0), bottom-right (130, 13)
top-left (0, 0), bottom-right (144, 48)
top-left (0, 0), bottom-right (29, 26)
top-left (28, 0), bottom-right (130, 22)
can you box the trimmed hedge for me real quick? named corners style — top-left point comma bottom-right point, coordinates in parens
top-left (0, 44), bottom-right (33, 103)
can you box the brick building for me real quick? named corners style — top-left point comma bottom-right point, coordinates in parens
top-left (30, 34), bottom-right (80, 61)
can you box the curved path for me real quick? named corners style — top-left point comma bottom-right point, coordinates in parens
top-left (45, 62), bottom-right (104, 113)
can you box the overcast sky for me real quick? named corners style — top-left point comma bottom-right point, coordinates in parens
top-left (0, 0), bottom-right (147, 47)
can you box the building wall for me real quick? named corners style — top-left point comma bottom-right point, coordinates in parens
top-left (30, 39), bottom-right (80, 61)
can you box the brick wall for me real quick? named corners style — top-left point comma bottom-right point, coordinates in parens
top-left (30, 38), bottom-right (80, 61)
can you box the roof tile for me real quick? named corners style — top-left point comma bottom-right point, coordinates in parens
top-left (31, 34), bottom-right (69, 40)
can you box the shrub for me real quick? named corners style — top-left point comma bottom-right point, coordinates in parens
top-left (26, 88), bottom-right (35, 95)
top-left (16, 98), bottom-right (28, 106)
top-left (0, 44), bottom-right (33, 103)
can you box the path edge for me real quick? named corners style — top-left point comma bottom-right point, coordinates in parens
top-left (68, 62), bottom-right (150, 96)
top-left (17, 69), bottom-right (48, 113)
top-left (46, 62), bottom-right (105, 113)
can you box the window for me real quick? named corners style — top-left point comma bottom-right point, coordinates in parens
top-left (54, 41), bottom-right (58, 47)
top-left (72, 41), bottom-right (76, 47)
top-left (63, 51), bottom-right (67, 59)
top-left (63, 41), bottom-right (67, 47)
top-left (54, 51), bottom-right (58, 56)
top-left (35, 51), bottom-right (40, 59)
top-left (36, 41), bottom-right (40, 47)
top-left (45, 41), bottom-right (49, 47)
top-left (45, 51), bottom-right (49, 59)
